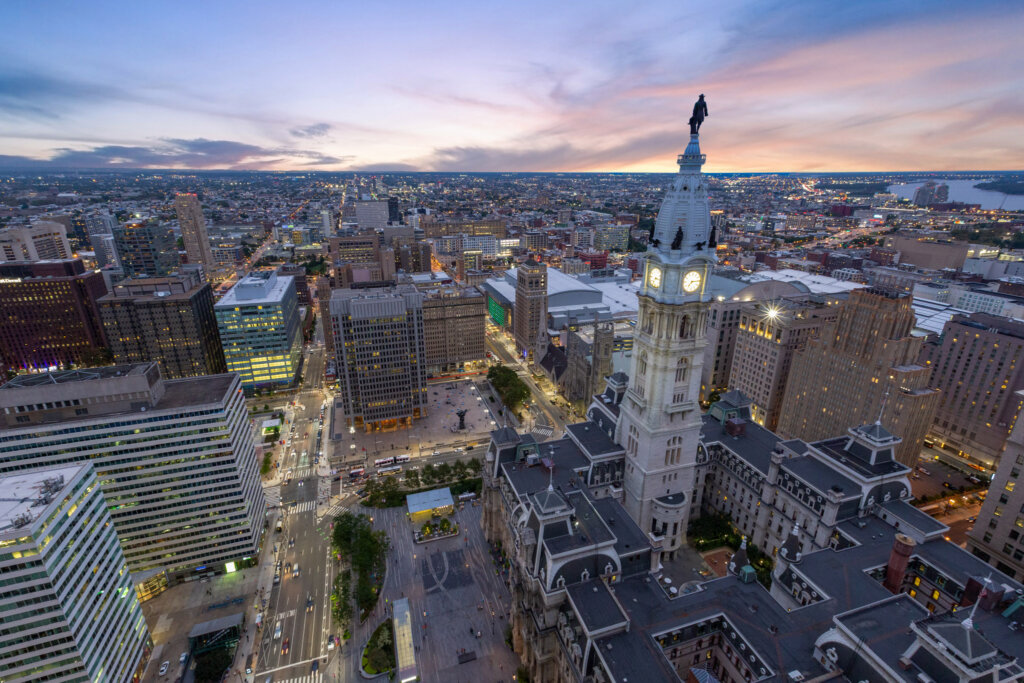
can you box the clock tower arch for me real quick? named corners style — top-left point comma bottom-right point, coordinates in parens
top-left (616, 123), bottom-right (716, 557)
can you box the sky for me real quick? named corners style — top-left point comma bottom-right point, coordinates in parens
top-left (0, 0), bottom-right (1022, 173)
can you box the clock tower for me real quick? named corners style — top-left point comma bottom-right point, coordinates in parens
top-left (616, 124), bottom-right (716, 557)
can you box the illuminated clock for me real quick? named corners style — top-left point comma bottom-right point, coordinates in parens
top-left (648, 267), bottom-right (662, 289)
top-left (682, 270), bottom-right (702, 293)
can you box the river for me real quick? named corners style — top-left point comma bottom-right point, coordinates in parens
top-left (887, 179), bottom-right (1024, 211)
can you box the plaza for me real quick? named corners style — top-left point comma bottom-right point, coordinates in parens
top-left (329, 379), bottom-right (500, 466)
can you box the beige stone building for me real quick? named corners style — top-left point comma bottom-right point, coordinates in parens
top-left (174, 193), bottom-right (214, 270)
top-left (514, 257), bottom-right (548, 364)
top-left (777, 287), bottom-right (940, 466)
top-left (421, 286), bottom-right (486, 374)
top-left (728, 296), bottom-right (838, 431)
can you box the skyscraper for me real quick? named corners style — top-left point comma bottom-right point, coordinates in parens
top-left (0, 259), bottom-right (108, 371)
top-left (967, 410), bottom-right (1024, 580)
top-left (330, 285), bottom-right (427, 430)
top-left (921, 312), bottom-right (1024, 470)
top-left (175, 193), bottom-right (214, 271)
top-left (614, 128), bottom-right (716, 553)
top-left (113, 219), bottom-right (178, 277)
top-left (421, 286), bottom-right (487, 373)
top-left (0, 221), bottom-right (73, 262)
top-left (0, 464), bottom-right (150, 682)
top-left (514, 257), bottom-right (548, 364)
top-left (0, 363), bottom-right (265, 579)
top-left (215, 271), bottom-right (302, 390)
top-left (777, 288), bottom-right (940, 465)
top-left (98, 270), bottom-right (226, 378)
top-left (727, 296), bottom-right (837, 431)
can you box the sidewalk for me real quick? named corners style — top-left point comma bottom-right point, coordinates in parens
top-left (230, 509), bottom-right (280, 682)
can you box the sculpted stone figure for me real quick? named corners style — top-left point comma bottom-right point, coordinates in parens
top-left (689, 94), bottom-right (708, 134)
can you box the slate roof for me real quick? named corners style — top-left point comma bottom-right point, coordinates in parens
top-left (879, 499), bottom-right (948, 537)
top-left (567, 421), bottom-right (622, 457)
top-left (781, 456), bottom-right (860, 498)
top-left (566, 579), bottom-right (627, 633)
top-left (700, 413), bottom-right (782, 475)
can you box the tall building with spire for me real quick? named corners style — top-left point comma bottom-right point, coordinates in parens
top-left (175, 193), bottom-right (214, 271)
top-left (614, 130), bottom-right (717, 553)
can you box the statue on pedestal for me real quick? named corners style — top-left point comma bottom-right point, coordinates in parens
top-left (689, 94), bottom-right (708, 135)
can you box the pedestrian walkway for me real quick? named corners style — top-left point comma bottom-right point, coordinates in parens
top-left (290, 500), bottom-right (316, 514)
top-left (273, 673), bottom-right (322, 683)
top-left (292, 467), bottom-right (312, 478)
top-left (264, 485), bottom-right (281, 508)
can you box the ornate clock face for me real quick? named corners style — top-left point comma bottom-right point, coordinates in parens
top-left (682, 270), bottom-right (702, 293)
top-left (648, 267), bottom-right (662, 289)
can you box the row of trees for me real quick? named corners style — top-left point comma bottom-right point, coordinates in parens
top-left (362, 458), bottom-right (482, 508)
top-left (488, 365), bottom-right (530, 412)
top-left (331, 512), bottom-right (390, 619)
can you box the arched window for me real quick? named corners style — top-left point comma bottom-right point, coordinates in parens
top-left (636, 352), bottom-right (648, 397)
top-left (675, 357), bottom-right (689, 383)
top-left (679, 315), bottom-right (691, 339)
top-left (627, 425), bottom-right (639, 459)
top-left (665, 435), bottom-right (684, 466)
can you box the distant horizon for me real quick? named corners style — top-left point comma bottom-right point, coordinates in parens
top-left (2, 1), bottom-right (1022, 173)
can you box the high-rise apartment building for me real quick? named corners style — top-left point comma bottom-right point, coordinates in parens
top-left (277, 263), bottom-right (311, 306)
top-left (0, 464), bottom-right (150, 682)
top-left (98, 270), bottom-right (226, 378)
top-left (778, 288), bottom-right (940, 466)
top-left (560, 319), bottom-right (613, 403)
top-left (967, 408), bottom-right (1024, 579)
top-left (0, 259), bottom-right (108, 371)
top-left (113, 219), bottom-right (178, 277)
top-left (420, 218), bottom-right (506, 239)
top-left (0, 363), bottom-right (265, 580)
top-left (0, 221), bottom-right (73, 262)
top-left (354, 200), bottom-right (390, 230)
top-left (421, 286), bottom-right (486, 373)
top-left (728, 297), bottom-right (837, 431)
top-left (514, 257), bottom-right (548, 364)
top-left (330, 285), bottom-right (427, 430)
top-left (174, 192), bottom-right (214, 270)
top-left (592, 225), bottom-right (630, 251)
top-left (215, 271), bottom-right (302, 390)
top-left (921, 312), bottom-right (1024, 470)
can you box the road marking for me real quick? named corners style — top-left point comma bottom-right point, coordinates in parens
top-left (277, 609), bottom-right (295, 621)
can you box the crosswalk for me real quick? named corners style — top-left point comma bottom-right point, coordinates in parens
top-left (264, 674), bottom-right (322, 683)
top-left (291, 467), bottom-right (312, 478)
top-left (290, 500), bottom-right (317, 514)
top-left (263, 485), bottom-right (281, 508)
top-left (321, 500), bottom-right (348, 518)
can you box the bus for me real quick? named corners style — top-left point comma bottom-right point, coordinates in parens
top-left (245, 654), bottom-right (254, 675)
top-left (458, 492), bottom-right (477, 502)
top-left (348, 467), bottom-right (365, 479)
top-left (377, 465), bottom-right (402, 476)
top-left (374, 456), bottom-right (396, 468)
top-left (394, 454), bottom-right (411, 464)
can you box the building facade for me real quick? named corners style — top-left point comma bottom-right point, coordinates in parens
top-left (777, 288), bottom-right (940, 466)
top-left (98, 270), bottom-right (226, 379)
top-left (514, 257), bottom-right (548, 364)
top-left (0, 259), bottom-right (108, 371)
top-left (421, 286), bottom-right (486, 373)
top-left (614, 129), bottom-right (716, 554)
top-left (0, 221), bottom-right (73, 262)
top-left (560, 320), bottom-right (613, 405)
top-left (113, 220), bottom-right (178, 277)
top-left (728, 297), bottom-right (837, 431)
top-left (175, 193), bottom-right (214, 270)
top-left (0, 464), bottom-right (151, 682)
top-left (922, 313), bottom-right (1024, 470)
top-left (0, 363), bottom-right (265, 580)
top-left (330, 285), bottom-right (428, 430)
top-left (967, 405), bottom-right (1024, 580)
top-left (215, 271), bottom-right (302, 390)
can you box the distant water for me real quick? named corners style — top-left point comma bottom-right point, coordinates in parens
top-left (887, 179), bottom-right (1024, 211)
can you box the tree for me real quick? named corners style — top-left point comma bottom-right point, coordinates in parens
top-left (439, 517), bottom-right (452, 533)
top-left (435, 462), bottom-right (452, 482)
top-left (194, 648), bottom-right (233, 683)
top-left (78, 347), bottom-right (114, 368)
top-left (467, 457), bottom-right (482, 473)
top-left (405, 469), bottom-right (421, 490)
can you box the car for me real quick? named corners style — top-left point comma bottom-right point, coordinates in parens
top-left (943, 482), bottom-right (953, 489)
top-left (432, 450), bottom-right (441, 456)
top-left (179, 652), bottom-right (188, 664)
top-left (298, 480), bottom-right (304, 487)
top-left (281, 638), bottom-right (289, 655)
top-left (159, 661), bottom-right (169, 676)
top-left (327, 635), bottom-right (336, 650)
top-left (289, 537), bottom-right (295, 548)
top-left (311, 661), bottom-right (319, 673)
top-left (273, 574), bottom-right (280, 585)
top-left (306, 594), bottom-right (314, 612)
top-left (967, 516), bottom-right (977, 523)
top-left (293, 563), bottom-right (300, 578)
top-left (274, 623), bottom-right (282, 639)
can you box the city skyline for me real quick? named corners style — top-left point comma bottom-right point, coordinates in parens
top-left (2, 0), bottom-right (1022, 173)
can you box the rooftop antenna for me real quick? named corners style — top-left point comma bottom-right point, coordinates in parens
top-left (548, 462), bottom-right (555, 493)
top-left (876, 387), bottom-right (891, 426)
top-left (962, 573), bottom-right (991, 630)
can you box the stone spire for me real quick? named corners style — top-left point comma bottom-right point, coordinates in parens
top-left (728, 536), bottom-right (750, 574)
top-left (779, 522), bottom-right (803, 564)
top-left (649, 132), bottom-right (714, 264)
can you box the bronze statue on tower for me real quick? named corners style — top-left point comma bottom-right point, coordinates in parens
top-left (688, 94), bottom-right (708, 135)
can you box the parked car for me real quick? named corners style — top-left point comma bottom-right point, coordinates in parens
top-left (159, 661), bottom-right (169, 676)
